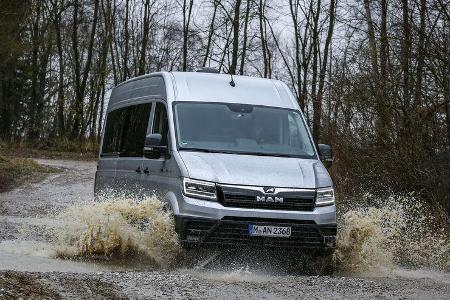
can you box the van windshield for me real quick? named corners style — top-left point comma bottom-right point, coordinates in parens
top-left (174, 102), bottom-right (316, 158)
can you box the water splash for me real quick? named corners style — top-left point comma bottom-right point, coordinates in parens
top-left (335, 193), bottom-right (450, 274)
top-left (52, 193), bottom-right (181, 268)
top-left (48, 191), bottom-right (449, 274)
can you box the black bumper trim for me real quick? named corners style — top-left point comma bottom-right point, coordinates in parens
top-left (175, 216), bottom-right (337, 249)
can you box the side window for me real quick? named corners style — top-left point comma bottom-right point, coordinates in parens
top-left (120, 103), bottom-right (152, 157)
top-left (152, 102), bottom-right (169, 146)
top-left (102, 108), bottom-right (127, 154)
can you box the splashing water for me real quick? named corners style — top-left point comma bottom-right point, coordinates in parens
top-left (335, 193), bottom-right (450, 274)
top-left (52, 193), bottom-right (182, 268)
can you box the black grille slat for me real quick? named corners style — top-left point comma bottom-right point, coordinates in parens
top-left (224, 194), bottom-right (255, 201)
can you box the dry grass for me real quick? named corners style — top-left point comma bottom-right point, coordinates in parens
top-left (0, 155), bottom-right (57, 192)
top-left (0, 139), bottom-right (99, 161)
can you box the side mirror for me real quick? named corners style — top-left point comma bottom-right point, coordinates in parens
top-left (144, 133), bottom-right (169, 159)
top-left (318, 144), bottom-right (333, 168)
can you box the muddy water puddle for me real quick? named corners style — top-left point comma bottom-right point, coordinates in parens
top-left (0, 159), bottom-right (449, 282)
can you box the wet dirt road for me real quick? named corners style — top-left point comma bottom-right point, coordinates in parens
top-left (0, 159), bottom-right (449, 299)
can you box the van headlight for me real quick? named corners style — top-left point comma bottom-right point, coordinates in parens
top-left (316, 188), bottom-right (335, 206)
top-left (182, 178), bottom-right (217, 201)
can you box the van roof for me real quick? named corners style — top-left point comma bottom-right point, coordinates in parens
top-left (168, 72), bottom-right (298, 109)
top-left (108, 72), bottom-right (299, 111)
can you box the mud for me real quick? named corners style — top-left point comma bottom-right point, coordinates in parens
top-left (0, 159), bottom-right (449, 299)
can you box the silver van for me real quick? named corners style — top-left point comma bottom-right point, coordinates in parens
top-left (95, 70), bottom-right (336, 253)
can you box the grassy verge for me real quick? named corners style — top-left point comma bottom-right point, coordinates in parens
top-left (0, 155), bottom-right (58, 193)
top-left (0, 139), bottom-right (98, 161)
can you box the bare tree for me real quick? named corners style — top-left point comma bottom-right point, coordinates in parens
top-left (122, 0), bottom-right (130, 80)
top-left (258, 0), bottom-right (270, 78)
top-left (182, 0), bottom-right (194, 71)
top-left (312, 0), bottom-right (336, 143)
top-left (203, 0), bottom-right (219, 67)
top-left (71, 0), bottom-right (100, 138)
top-left (228, 0), bottom-right (242, 74)
top-left (239, 0), bottom-right (252, 75)
top-left (138, 0), bottom-right (152, 75)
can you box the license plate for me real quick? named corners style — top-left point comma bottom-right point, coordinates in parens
top-left (248, 224), bottom-right (291, 237)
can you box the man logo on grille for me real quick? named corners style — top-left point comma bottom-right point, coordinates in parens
top-left (258, 187), bottom-right (283, 203)
top-left (256, 196), bottom-right (284, 203)
top-left (263, 186), bottom-right (276, 194)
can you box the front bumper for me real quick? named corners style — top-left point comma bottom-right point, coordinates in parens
top-left (175, 215), bottom-right (337, 249)
top-left (174, 194), bottom-right (336, 225)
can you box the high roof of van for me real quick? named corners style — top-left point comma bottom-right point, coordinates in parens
top-left (168, 72), bottom-right (299, 109)
top-left (108, 71), bottom-right (299, 111)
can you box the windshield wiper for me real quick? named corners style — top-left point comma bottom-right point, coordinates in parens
top-left (232, 151), bottom-right (294, 158)
top-left (179, 147), bottom-right (232, 154)
top-left (179, 147), bottom-right (294, 157)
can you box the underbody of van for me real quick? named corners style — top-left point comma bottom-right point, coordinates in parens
top-left (95, 71), bottom-right (337, 251)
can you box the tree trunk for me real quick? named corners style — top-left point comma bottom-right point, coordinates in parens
top-left (380, 0), bottom-right (388, 99)
top-left (203, 0), bottom-right (218, 67)
top-left (446, 96), bottom-right (450, 150)
top-left (53, 0), bottom-right (65, 137)
top-left (139, 0), bottom-right (151, 75)
top-left (310, 0), bottom-right (321, 142)
top-left (414, 0), bottom-right (426, 107)
top-left (28, 1), bottom-right (42, 140)
top-left (97, 85), bottom-right (105, 141)
top-left (182, 0), bottom-right (194, 71)
top-left (229, 0), bottom-right (242, 75)
top-left (363, 0), bottom-right (390, 145)
top-left (363, 0), bottom-right (379, 77)
top-left (71, 0), bottom-right (81, 138)
top-left (122, 0), bottom-right (130, 81)
top-left (259, 0), bottom-right (268, 78)
top-left (109, 32), bottom-right (118, 86)
top-left (313, 0), bottom-right (335, 144)
top-left (219, 26), bottom-right (233, 72)
top-left (400, 0), bottom-right (411, 107)
top-left (239, 0), bottom-right (251, 75)
top-left (289, 0), bottom-right (304, 110)
top-left (71, 0), bottom-right (100, 138)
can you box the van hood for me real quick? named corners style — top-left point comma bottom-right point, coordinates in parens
top-left (178, 151), bottom-right (332, 189)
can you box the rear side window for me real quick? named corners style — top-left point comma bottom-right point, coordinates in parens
top-left (121, 103), bottom-right (152, 156)
top-left (102, 108), bottom-right (126, 154)
top-left (102, 103), bottom-right (152, 156)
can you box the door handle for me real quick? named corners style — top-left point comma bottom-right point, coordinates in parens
top-left (143, 167), bottom-right (150, 174)
top-left (136, 166), bottom-right (142, 173)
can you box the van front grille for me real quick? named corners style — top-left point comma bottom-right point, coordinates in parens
top-left (217, 185), bottom-right (316, 211)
